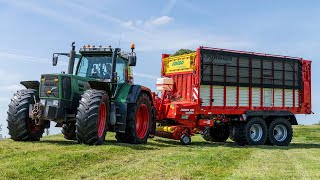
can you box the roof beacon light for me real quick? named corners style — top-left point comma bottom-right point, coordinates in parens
top-left (131, 43), bottom-right (135, 52)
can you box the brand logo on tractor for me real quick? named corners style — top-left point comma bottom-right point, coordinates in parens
top-left (172, 60), bottom-right (184, 66)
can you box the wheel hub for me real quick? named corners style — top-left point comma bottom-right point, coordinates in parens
top-left (250, 124), bottom-right (263, 142)
top-left (273, 124), bottom-right (287, 142)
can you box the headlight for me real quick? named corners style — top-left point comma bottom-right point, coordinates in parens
top-left (40, 99), bottom-right (46, 105)
top-left (53, 100), bottom-right (59, 106)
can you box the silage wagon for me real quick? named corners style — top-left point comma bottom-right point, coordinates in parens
top-left (154, 46), bottom-right (312, 146)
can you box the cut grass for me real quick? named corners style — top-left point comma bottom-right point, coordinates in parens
top-left (0, 125), bottom-right (319, 180)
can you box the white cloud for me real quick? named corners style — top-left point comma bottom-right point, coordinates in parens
top-left (121, 21), bottom-right (134, 28)
top-left (1, 0), bottom-right (116, 39)
top-left (0, 50), bottom-right (68, 66)
top-left (129, 29), bottom-right (255, 52)
top-left (121, 16), bottom-right (174, 30)
top-left (162, 0), bottom-right (177, 15)
top-left (146, 16), bottom-right (174, 26)
top-left (57, 0), bottom-right (148, 34)
top-left (181, 0), bottom-right (211, 16)
top-left (1, 0), bottom-right (254, 58)
top-left (0, 68), bottom-right (22, 82)
top-left (0, 84), bottom-right (23, 93)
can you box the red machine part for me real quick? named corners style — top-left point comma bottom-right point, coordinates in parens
top-left (156, 47), bottom-right (312, 120)
top-left (154, 46), bottom-right (312, 144)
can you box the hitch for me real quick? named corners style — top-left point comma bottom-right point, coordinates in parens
top-left (30, 103), bottom-right (44, 125)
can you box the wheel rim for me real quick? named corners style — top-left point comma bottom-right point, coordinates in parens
top-left (273, 124), bottom-right (287, 142)
top-left (97, 102), bottom-right (107, 138)
top-left (250, 124), bottom-right (263, 142)
top-left (136, 104), bottom-right (149, 139)
top-left (182, 135), bottom-right (190, 144)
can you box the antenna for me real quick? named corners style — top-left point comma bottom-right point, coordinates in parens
top-left (117, 33), bottom-right (122, 48)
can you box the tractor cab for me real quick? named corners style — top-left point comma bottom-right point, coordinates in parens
top-left (75, 45), bottom-right (136, 84)
top-left (53, 43), bottom-right (136, 85)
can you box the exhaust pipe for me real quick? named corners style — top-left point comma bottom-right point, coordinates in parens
top-left (67, 42), bottom-right (76, 74)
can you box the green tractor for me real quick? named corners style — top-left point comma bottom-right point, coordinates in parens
top-left (7, 42), bottom-right (156, 145)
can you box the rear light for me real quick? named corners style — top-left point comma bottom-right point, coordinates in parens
top-left (198, 119), bottom-right (214, 127)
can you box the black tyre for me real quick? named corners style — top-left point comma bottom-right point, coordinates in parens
top-left (268, 118), bottom-right (292, 146)
top-left (76, 89), bottom-right (110, 145)
top-left (7, 89), bottom-right (44, 141)
top-left (201, 124), bottom-right (229, 142)
top-left (244, 117), bottom-right (268, 145)
top-left (229, 123), bottom-right (247, 146)
top-left (62, 124), bottom-right (76, 140)
top-left (180, 134), bottom-right (191, 145)
top-left (230, 117), bottom-right (267, 146)
top-left (115, 93), bottom-right (152, 144)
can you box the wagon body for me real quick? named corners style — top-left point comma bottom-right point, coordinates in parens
top-left (155, 47), bottom-right (311, 143)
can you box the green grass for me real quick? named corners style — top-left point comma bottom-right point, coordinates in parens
top-left (0, 125), bottom-right (320, 180)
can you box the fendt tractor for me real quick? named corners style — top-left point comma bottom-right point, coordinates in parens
top-left (7, 42), bottom-right (156, 145)
top-left (154, 47), bottom-right (312, 146)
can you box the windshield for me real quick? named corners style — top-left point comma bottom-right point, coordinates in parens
top-left (77, 56), bottom-right (127, 82)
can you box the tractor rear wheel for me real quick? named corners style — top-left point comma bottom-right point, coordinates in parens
top-left (115, 93), bottom-right (152, 144)
top-left (62, 123), bottom-right (76, 140)
top-left (76, 89), bottom-right (110, 145)
top-left (7, 89), bottom-right (44, 141)
top-left (201, 124), bottom-right (229, 142)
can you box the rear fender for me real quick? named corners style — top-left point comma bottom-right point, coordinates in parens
top-left (126, 85), bottom-right (141, 103)
top-left (126, 85), bottom-right (154, 105)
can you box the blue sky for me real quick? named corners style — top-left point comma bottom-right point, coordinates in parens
top-left (0, 0), bottom-right (319, 136)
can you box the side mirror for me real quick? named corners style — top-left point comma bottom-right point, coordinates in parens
top-left (52, 56), bottom-right (58, 66)
top-left (128, 55), bottom-right (137, 66)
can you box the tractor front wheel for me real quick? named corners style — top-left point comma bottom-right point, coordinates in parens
top-left (7, 89), bottom-right (44, 141)
top-left (116, 93), bottom-right (152, 144)
top-left (62, 123), bottom-right (76, 140)
top-left (76, 89), bottom-right (110, 145)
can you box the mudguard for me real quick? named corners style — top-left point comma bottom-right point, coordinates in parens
top-left (245, 110), bottom-right (298, 125)
top-left (20, 81), bottom-right (40, 90)
top-left (88, 81), bottom-right (111, 94)
top-left (126, 85), bottom-right (153, 105)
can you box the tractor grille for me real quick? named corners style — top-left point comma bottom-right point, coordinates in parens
top-left (40, 75), bottom-right (59, 98)
top-left (61, 76), bottom-right (71, 100)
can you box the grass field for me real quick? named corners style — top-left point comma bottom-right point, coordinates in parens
top-left (0, 125), bottom-right (319, 180)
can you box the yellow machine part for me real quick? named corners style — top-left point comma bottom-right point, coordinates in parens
top-left (156, 126), bottom-right (175, 133)
top-left (163, 52), bottom-right (196, 74)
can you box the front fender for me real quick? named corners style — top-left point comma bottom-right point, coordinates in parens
top-left (88, 81), bottom-right (111, 94)
top-left (20, 81), bottom-right (40, 90)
